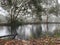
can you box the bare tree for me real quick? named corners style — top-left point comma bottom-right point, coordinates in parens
top-left (1, 0), bottom-right (31, 39)
top-left (1, 0), bottom-right (43, 39)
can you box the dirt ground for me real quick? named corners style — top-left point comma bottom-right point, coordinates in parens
top-left (0, 37), bottom-right (59, 45)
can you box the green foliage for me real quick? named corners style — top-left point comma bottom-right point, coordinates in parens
top-left (31, 0), bottom-right (43, 12)
top-left (7, 0), bottom-right (12, 6)
top-left (28, 0), bottom-right (43, 21)
top-left (48, 7), bottom-right (57, 14)
top-left (54, 30), bottom-right (60, 37)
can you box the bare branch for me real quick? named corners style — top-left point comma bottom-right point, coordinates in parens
top-left (15, 0), bottom-right (30, 19)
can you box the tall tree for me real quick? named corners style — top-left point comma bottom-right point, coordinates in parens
top-left (48, 0), bottom-right (59, 16)
top-left (28, 0), bottom-right (43, 38)
top-left (1, 0), bottom-right (31, 39)
top-left (1, 0), bottom-right (43, 39)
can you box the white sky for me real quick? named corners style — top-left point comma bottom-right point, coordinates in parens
top-left (58, 0), bottom-right (60, 4)
top-left (0, 7), bottom-right (8, 16)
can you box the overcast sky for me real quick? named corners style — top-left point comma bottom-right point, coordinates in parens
top-left (0, 7), bottom-right (8, 16)
top-left (58, 0), bottom-right (60, 4)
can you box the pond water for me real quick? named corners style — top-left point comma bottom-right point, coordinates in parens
top-left (0, 24), bottom-right (59, 39)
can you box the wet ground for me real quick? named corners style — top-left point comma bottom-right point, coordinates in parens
top-left (0, 37), bottom-right (60, 45)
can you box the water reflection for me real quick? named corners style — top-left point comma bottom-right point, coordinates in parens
top-left (0, 24), bottom-right (59, 39)
top-left (0, 26), bottom-right (10, 36)
top-left (16, 24), bottom-right (42, 39)
top-left (16, 25), bottom-right (32, 40)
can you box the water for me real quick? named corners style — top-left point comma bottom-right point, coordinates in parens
top-left (0, 24), bottom-right (42, 39)
top-left (16, 24), bottom-right (42, 39)
top-left (0, 24), bottom-right (59, 39)
top-left (0, 26), bottom-right (11, 36)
